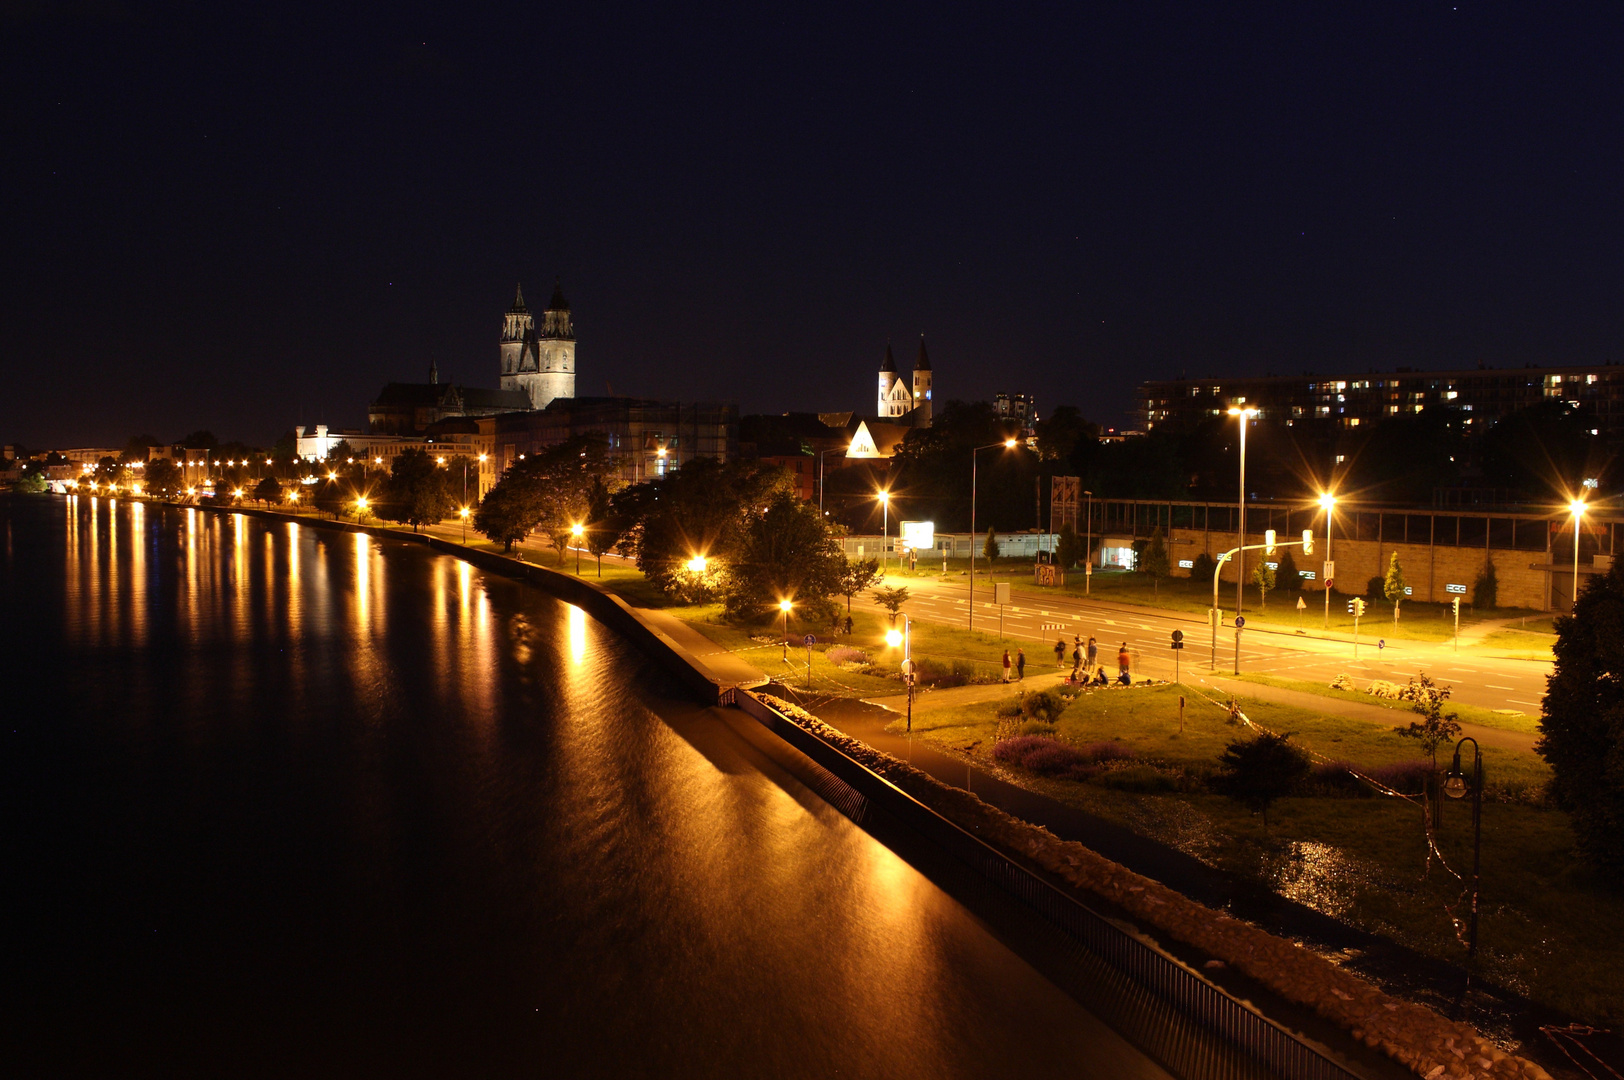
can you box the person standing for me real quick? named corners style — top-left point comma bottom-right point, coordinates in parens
top-left (1053, 637), bottom-right (1066, 667)
top-left (1016, 648), bottom-right (1026, 680)
top-left (1117, 641), bottom-right (1131, 684)
top-left (1002, 648), bottom-right (1012, 682)
top-left (1086, 636), bottom-right (1098, 671)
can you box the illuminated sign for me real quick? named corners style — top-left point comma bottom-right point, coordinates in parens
top-left (1300, 570), bottom-right (1315, 580)
top-left (900, 521), bottom-right (935, 550)
top-left (1446, 583), bottom-right (1467, 594)
top-left (1178, 559), bottom-right (1194, 569)
top-left (1265, 561), bottom-right (1279, 570)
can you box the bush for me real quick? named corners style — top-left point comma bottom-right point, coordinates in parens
top-left (1017, 719), bottom-right (1058, 736)
top-left (1364, 759), bottom-right (1435, 795)
top-left (1078, 741), bottom-right (1135, 762)
top-left (1366, 575), bottom-right (1386, 601)
top-left (825, 645), bottom-right (868, 666)
top-left (1213, 731), bottom-right (1312, 828)
top-left (1474, 559), bottom-right (1499, 610)
top-left (912, 656), bottom-right (985, 688)
top-left (1190, 552), bottom-right (1217, 582)
top-left (1094, 764), bottom-right (1178, 793)
top-left (993, 735), bottom-right (1094, 779)
top-left (1020, 688), bottom-right (1069, 724)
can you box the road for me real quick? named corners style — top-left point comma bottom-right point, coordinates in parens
top-left (854, 573), bottom-right (1553, 716)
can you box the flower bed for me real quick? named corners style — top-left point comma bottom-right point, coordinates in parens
top-left (756, 692), bottom-right (1552, 1080)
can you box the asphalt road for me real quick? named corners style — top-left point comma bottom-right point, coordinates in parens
top-left (855, 574), bottom-right (1553, 717)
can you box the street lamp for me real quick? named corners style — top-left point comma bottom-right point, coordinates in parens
top-left (884, 616), bottom-right (915, 732)
top-left (779, 599), bottom-right (793, 661)
top-left (572, 522), bottom-right (584, 575)
top-left (1319, 492), bottom-right (1337, 629)
top-left (1084, 488), bottom-right (1093, 594)
top-left (1443, 737), bottom-right (1484, 960)
top-left (878, 489), bottom-right (890, 573)
top-left (355, 496), bottom-right (369, 521)
top-left (969, 438), bottom-right (1019, 631)
top-left (459, 506), bottom-right (470, 543)
top-left (1226, 407), bottom-right (1259, 621)
top-left (1570, 498), bottom-right (1587, 611)
top-left (686, 554), bottom-right (708, 573)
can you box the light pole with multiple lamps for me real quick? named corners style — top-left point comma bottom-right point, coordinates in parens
top-left (969, 438), bottom-right (1018, 631)
top-left (1443, 736), bottom-right (1484, 960)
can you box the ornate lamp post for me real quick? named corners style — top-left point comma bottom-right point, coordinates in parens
top-left (1443, 736), bottom-right (1484, 960)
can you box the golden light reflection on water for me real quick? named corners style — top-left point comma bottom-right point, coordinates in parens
top-left (568, 604), bottom-right (587, 666)
top-left (130, 500), bottom-right (146, 646)
top-left (354, 533), bottom-right (370, 635)
top-left (232, 514), bottom-right (249, 635)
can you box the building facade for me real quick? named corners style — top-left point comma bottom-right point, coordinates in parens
top-left (499, 282), bottom-right (577, 411)
top-left (487, 397), bottom-right (738, 487)
top-left (875, 338), bottom-right (934, 426)
top-left (1140, 364), bottom-right (1624, 434)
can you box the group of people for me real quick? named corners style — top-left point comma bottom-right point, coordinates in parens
top-left (1053, 634), bottom-right (1132, 687)
top-left (996, 636), bottom-right (1133, 685)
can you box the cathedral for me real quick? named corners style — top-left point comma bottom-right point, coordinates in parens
top-left (499, 282), bottom-right (577, 411)
top-left (876, 337), bottom-right (933, 426)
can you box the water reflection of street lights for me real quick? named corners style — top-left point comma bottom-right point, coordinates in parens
top-left (1569, 498), bottom-right (1587, 611)
top-left (779, 599), bottom-right (793, 661)
top-left (572, 522), bottom-right (584, 575)
top-left (1443, 736), bottom-right (1484, 960)
top-left (1227, 406), bottom-right (1259, 618)
top-left (970, 438), bottom-right (1019, 631)
top-left (1319, 492), bottom-right (1337, 628)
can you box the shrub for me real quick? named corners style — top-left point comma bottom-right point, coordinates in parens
top-left (912, 656), bottom-right (985, 688)
top-left (1078, 741), bottom-right (1135, 762)
top-left (1366, 575), bottom-right (1386, 601)
top-left (1473, 559), bottom-right (1499, 610)
top-left (1213, 731), bottom-right (1312, 828)
top-left (995, 698), bottom-right (1023, 718)
top-left (992, 736), bottom-right (1095, 779)
top-left (1020, 688), bottom-right (1069, 724)
top-left (1017, 719), bottom-right (1058, 737)
top-left (1364, 759), bottom-right (1435, 795)
top-left (1094, 764), bottom-right (1178, 793)
top-left (1307, 760), bottom-right (1370, 797)
top-left (1190, 552), bottom-right (1217, 582)
top-left (825, 645), bottom-right (868, 666)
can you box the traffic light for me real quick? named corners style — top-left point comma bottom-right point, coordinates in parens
top-left (1302, 529), bottom-right (1314, 555)
top-left (1348, 598), bottom-right (1365, 617)
top-left (1452, 596), bottom-right (1461, 616)
top-left (1264, 529), bottom-right (1277, 555)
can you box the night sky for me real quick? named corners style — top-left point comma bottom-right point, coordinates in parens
top-left (6, 2), bottom-right (1624, 449)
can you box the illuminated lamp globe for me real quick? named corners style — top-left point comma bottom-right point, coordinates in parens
top-left (1444, 773), bottom-right (1468, 800)
top-left (1003, 438), bottom-right (1017, 448)
top-left (778, 600), bottom-right (792, 612)
top-left (686, 555), bottom-right (707, 573)
top-left (885, 628), bottom-right (903, 648)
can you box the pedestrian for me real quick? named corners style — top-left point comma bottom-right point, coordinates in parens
top-left (1118, 641), bottom-right (1131, 683)
top-left (843, 614), bottom-right (854, 636)
top-left (1016, 648), bottom-right (1026, 680)
top-left (1053, 637), bottom-right (1066, 667)
top-left (1086, 636), bottom-right (1098, 670)
top-left (1002, 648), bottom-right (1012, 682)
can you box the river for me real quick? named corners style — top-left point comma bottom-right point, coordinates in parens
top-left (0, 495), bottom-right (1166, 1078)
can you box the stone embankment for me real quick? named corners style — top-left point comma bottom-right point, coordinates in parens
top-left (757, 693), bottom-right (1552, 1080)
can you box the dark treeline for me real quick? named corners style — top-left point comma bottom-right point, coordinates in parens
top-left (827, 398), bottom-right (1620, 536)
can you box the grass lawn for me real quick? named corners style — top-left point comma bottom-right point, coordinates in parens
top-left (1226, 672), bottom-right (1542, 736)
top-left (881, 684), bottom-right (1624, 1023)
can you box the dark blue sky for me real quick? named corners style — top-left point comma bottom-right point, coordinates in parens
top-left (6, 2), bottom-right (1624, 448)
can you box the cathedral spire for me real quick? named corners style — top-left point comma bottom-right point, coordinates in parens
top-left (914, 335), bottom-right (931, 371)
top-left (548, 278), bottom-right (570, 312)
top-left (509, 283), bottom-right (528, 313)
top-left (429, 359), bottom-right (439, 385)
top-left (880, 342), bottom-right (897, 373)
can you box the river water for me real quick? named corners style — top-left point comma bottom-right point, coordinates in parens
top-left (2, 496), bottom-right (1164, 1078)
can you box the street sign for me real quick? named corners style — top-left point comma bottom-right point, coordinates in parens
top-left (1296, 596), bottom-right (1307, 611)
top-left (803, 634), bottom-right (816, 647)
top-left (1323, 560), bottom-right (1335, 580)
top-left (1170, 629), bottom-right (1184, 642)
top-left (1234, 616), bottom-right (1246, 629)
top-left (993, 582), bottom-right (1011, 605)
top-left (1378, 639), bottom-right (1386, 650)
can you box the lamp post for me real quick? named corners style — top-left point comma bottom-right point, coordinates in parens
top-left (459, 506), bottom-right (470, 543)
top-left (1084, 489), bottom-right (1093, 593)
top-left (779, 599), bottom-right (792, 662)
top-left (1570, 498), bottom-right (1586, 611)
top-left (878, 489), bottom-right (890, 573)
top-left (1227, 407), bottom-right (1259, 619)
top-left (1443, 736), bottom-right (1484, 960)
top-left (572, 522), bottom-right (584, 575)
top-left (1319, 492), bottom-right (1336, 629)
top-left (969, 439), bottom-right (1018, 631)
top-left (885, 616), bottom-right (914, 732)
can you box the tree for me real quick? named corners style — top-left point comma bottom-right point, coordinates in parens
top-left (871, 585), bottom-right (911, 620)
top-left (1191, 552), bottom-right (1217, 582)
top-left (1474, 559), bottom-right (1499, 610)
top-left (144, 458), bottom-right (183, 499)
top-left (983, 526), bottom-right (1000, 565)
top-left (1276, 547), bottom-right (1299, 597)
top-left (582, 477), bottom-right (621, 577)
top-left (381, 449), bottom-right (455, 530)
top-left (1055, 523), bottom-right (1084, 569)
top-left (11, 471), bottom-right (47, 494)
top-left (313, 478), bottom-right (347, 520)
top-left (1539, 559), bottom-right (1624, 877)
top-left (121, 434), bottom-right (158, 463)
top-left (1251, 560), bottom-right (1276, 609)
top-left (1383, 551), bottom-right (1407, 626)
top-left (1394, 672), bottom-right (1461, 768)
top-left (1033, 405), bottom-right (1096, 462)
top-left (724, 492), bottom-right (844, 621)
top-left (1215, 732), bottom-right (1310, 829)
top-left (629, 458), bottom-right (796, 599)
top-left (1140, 528), bottom-right (1171, 596)
top-left (254, 476), bottom-right (283, 505)
top-left (473, 480), bottom-right (538, 552)
top-left (837, 557), bottom-right (881, 614)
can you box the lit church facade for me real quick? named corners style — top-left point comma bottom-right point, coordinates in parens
top-left (876, 337), bottom-right (934, 426)
top-left (499, 282), bottom-right (577, 411)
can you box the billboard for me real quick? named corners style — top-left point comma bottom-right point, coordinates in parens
top-left (900, 521), bottom-right (935, 550)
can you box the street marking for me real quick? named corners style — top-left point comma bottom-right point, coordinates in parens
top-left (1485, 684), bottom-right (1514, 690)
top-left (1508, 699), bottom-right (1542, 708)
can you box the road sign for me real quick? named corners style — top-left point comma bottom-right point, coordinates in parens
top-left (803, 634), bottom-right (816, 647)
top-left (1170, 629), bottom-right (1184, 642)
top-left (1323, 560), bottom-right (1335, 580)
top-left (1296, 596), bottom-right (1307, 611)
top-left (1234, 616), bottom-right (1246, 629)
top-left (1378, 639), bottom-right (1386, 650)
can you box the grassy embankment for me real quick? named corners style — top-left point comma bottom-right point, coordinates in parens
top-left (887, 681), bottom-right (1622, 1024)
top-left (1224, 673), bottom-right (1541, 736)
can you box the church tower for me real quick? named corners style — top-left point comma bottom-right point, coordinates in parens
top-left (912, 336), bottom-right (933, 427)
top-left (499, 281), bottom-right (577, 411)
top-left (877, 343), bottom-right (912, 418)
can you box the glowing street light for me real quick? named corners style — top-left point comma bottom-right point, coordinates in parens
top-left (686, 554), bottom-right (708, 573)
top-left (459, 505), bottom-right (470, 543)
top-left (1226, 406), bottom-right (1260, 622)
top-left (1318, 492), bottom-right (1337, 628)
top-left (572, 522), bottom-right (584, 575)
top-left (1571, 497), bottom-right (1587, 611)
top-left (779, 599), bottom-right (793, 661)
top-left (968, 438), bottom-right (1020, 631)
top-left (878, 489), bottom-right (891, 573)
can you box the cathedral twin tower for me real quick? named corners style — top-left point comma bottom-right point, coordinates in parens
top-left (499, 283), bottom-right (576, 411)
top-left (877, 338), bottom-right (933, 426)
